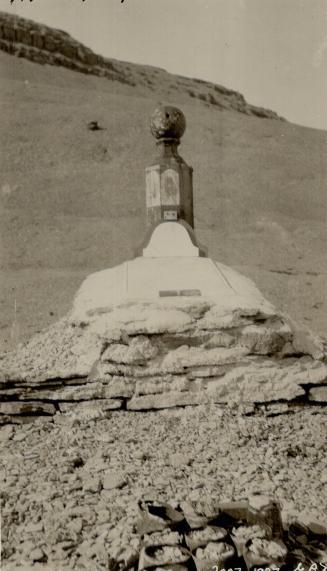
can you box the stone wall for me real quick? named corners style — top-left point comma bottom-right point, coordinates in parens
top-left (0, 299), bottom-right (326, 423)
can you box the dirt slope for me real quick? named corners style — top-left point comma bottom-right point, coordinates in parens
top-left (0, 15), bottom-right (327, 353)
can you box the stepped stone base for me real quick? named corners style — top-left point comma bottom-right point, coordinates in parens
top-left (0, 259), bottom-right (326, 423)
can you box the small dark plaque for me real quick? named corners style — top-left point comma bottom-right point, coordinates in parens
top-left (159, 289), bottom-right (201, 297)
top-left (163, 210), bottom-right (178, 220)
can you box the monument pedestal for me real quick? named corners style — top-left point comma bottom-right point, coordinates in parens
top-left (0, 227), bottom-right (326, 420)
top-left (0, 105), bottom-right (326, 421)
top-left (71, 222), bottom-right (275, 323)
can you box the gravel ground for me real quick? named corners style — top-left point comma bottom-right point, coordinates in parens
top-left (1, 404), bottom-right (326, 570)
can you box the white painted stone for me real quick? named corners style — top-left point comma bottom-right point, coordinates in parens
top-left (71, 257), bottom-right (275, 324)
top-left (143, 222), bottom-right (199, 257)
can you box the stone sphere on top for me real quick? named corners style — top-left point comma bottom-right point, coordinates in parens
top-left (150, 106), bottom-right (186, 141)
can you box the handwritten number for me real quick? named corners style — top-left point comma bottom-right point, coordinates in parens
top-left (294, 564), bottom-right (305, 571)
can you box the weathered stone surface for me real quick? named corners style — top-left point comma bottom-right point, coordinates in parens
top-left (0, 321), bottom-right (326, 415)
top-left (0, 425), bottom-right (14, 440)
top-left (91, 304), bottom-right (194, 336)
top-left (101, 336), bottom-right (158, 364)
top-left (0, 401), bottom-right (56, 415)
top-left (102, 342), bottom-right (145, 364)
top-left (58, 399), bottom-right (123, 413)
top-left (94, 361), bottom-right (168, 378)
top-left (98, 347), bottom-right (249, 378)
top-left (18, 383), bottom-right (104, 402)
top-left (265, 403), bottom-right (291, 416)
top-left (82, 475), bottom-right (101, 493)
top-left (205, 363), bottom-right (305, 403)
top-left (29, 547), bottom-right (46, 563)
top-left (0, 318), bottom-right (101, 383)
top-left (186, 365), bottom-right (235, 379)
top-left (197, 292), bottom-right (275, 331)
top-left (127, 390), bottom-right (208, 410)
top-left (130, 336), bottom-right (159, 359)
top-left (135, 376), bottom-right (192, 396)
top-left (309, 387), bottom-right (327, 402)
top-left (0, 414), bottom-right (28, 425)
top-left (290, 359), bottom-right (327, 385)
top-left (102, 470), bottom-right (126, 491)
top-left (100, 377), bottom-right (135, 398)
top-left (30, 30), bottom-right (44, 50)
top-left (286, 318), bottom-right (325, 360)
top-left (239, 322), bottom-right (292, 355)
top-left (44, 34), bottom-right (60, 52)
top-left (88, 368), bottom-right (135, 396)
top-left (204, 332), bottom-right (235, 348)
top-left (17, 379), bottom-right (134, 401)
top-left (156, 331), bottom-right (210, 350)
top-left (162, 345), bottom-right (249, 370)
top-left (197, 310), bottom-right (249, 330)
top-left (170, 453), bottom-right (192, 468)
top-left (2, 23), bottom-right (15, 41)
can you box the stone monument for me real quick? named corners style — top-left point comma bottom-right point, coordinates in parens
top-left (146, 106), bottom-right (194, 228)
top-left (0, 107), bottom-right (326, 422)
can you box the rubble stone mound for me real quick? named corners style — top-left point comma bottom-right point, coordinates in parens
top-left (1, 261), bottom-right (326, 424)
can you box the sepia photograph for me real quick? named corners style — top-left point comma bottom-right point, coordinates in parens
top-left (0, 0), bottom-right (326, 569)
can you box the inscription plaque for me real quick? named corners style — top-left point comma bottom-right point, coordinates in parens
top-left (159, 289), bottom-right (202, 297)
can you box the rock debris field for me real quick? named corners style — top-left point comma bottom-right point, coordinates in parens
top-left (1, 405), bottom-right (326, 570)
top-left (1, 264), bottom-right (326, 570)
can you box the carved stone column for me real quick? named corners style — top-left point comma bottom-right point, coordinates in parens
top-left (145, 106), bottom-right (194, 229)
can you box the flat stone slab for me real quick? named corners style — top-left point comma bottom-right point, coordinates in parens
top-left (0, 401), bottom-right (56, 416)
top-left (58, 399), bottom-right (123, 413)
top-left (71, 257), bottom-right (275, 323)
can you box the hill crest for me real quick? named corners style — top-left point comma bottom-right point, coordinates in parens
top-left (0, 10), bottom-right (284, 121)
